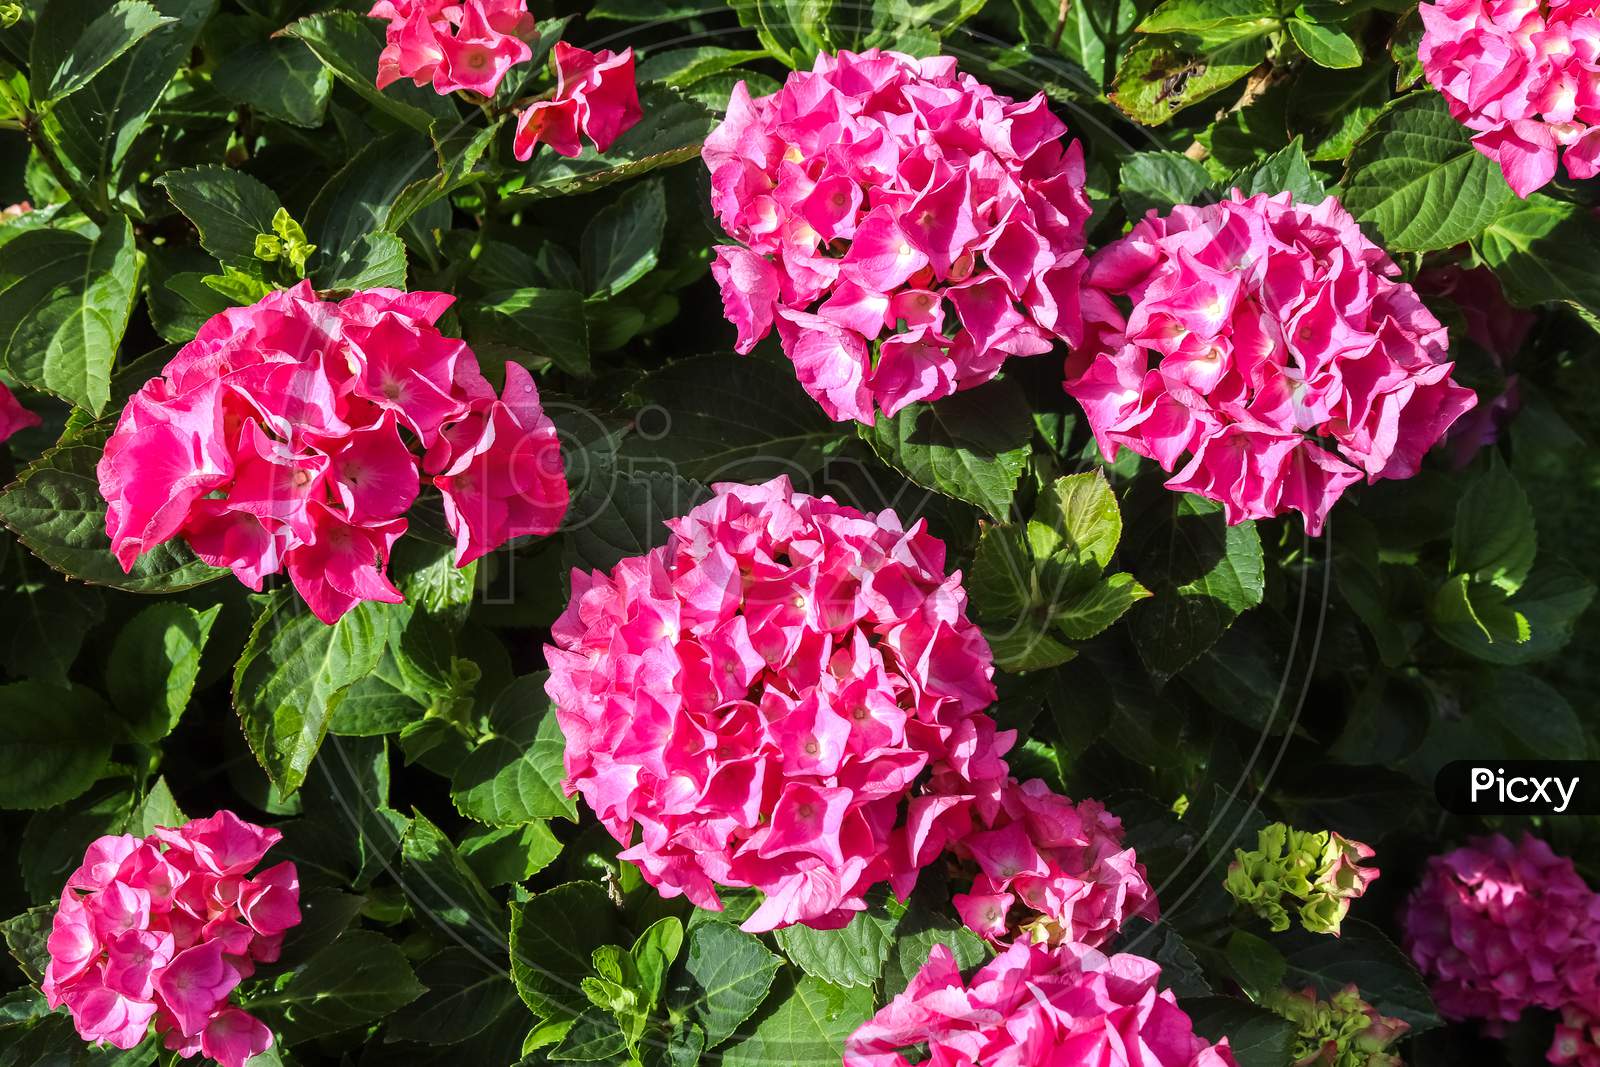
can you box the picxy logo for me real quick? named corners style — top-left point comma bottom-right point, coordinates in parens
top-left (1436, 760), bottom-right (1600, 816)
top-left (1469, 767), bottom-right (1579, 813)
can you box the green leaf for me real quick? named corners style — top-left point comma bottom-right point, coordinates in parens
top-left (451, 672), bottom-right (578, 825)
top-left (464, 287), bottom-right (589, 376)
top-left (861, 375), bottom-right (1033, 519)
top-left (30, 0), bottom-right (174, 103)
top-left (0, 425), bottom-right (223, 591)
top-left (1475, 194), bottom-right (1600, 320)
top-left (774, 890), bottom-right (900, 989)
top-left (1119, 150), bottom-right (1215, 218)
top-left (1289, 60), bottom-right (1389, 162)
top-left (1452, 455), bottom-right (1536, 592)
top-left (1111, 34), bottom-right (1269, 126)
top-left (0, 573), bottom-right (104, 688)
top-left (0, 681), bottom-right (113, 809)
top-left (1287, 16), bottom-right (1362, 68)
top-left (565, 468), bottom-right (709, 574)
top-left (619, 353), bottom-right (843, 482)
top-left (720, 972), bottom-right (873, 1067)
top-left (971, 522), bottom-right (1034, 621)
top-left (1054, 571), bottom-right (1152, 640)
top-left (1230, 136), bottom-right (1327, 203)
top-left (1036, 470), bottom-right (1123, 569)
top-left (1128, 494), bottom-right (1265, 678)
top-left (0, 216), bottom-right (138, 413)
top-left (664, 920), bottom-right (782, 1050)
top-left (280, 11), bottom-right (457, 133)
top-left (581, 179), bottom-right (667, 298)
top-left (1340, 92), bottom-right (1514, 252)
top-left (156, 166), bottom-right (283, 270)
top-left (459, 821), bottom-right (563, 886)
top-left (637, 46), bottom-right (769, 87)
top-left (1277, 918), bottom-right (1441, 1030)
top-left (514, 85), bottom-right (714, 200)
top-left (0, 905), bottom-right (52, 983)
top-left (212, 39), bottom-right (332, 127)
top-left (1137, 0), bottom-right (1277, 34)
top-left (387, 948), bottom-right (521, 1046)
top-left (591, 0), bottom-right (724, 17)
top-left (1224, 930), bottom-right (1287, 999)
top-left (40, 0), bottom-right (214, 194)
top-left (232, 590), bottom-right (392, 796)
top-left (1183, 997), bottom-right (1297, 1067)
top-left (1430, 565), bottom-right (1595, 665)
top-left (510, 881), bottom-right (623, 1023)
top-left (881, 890), bottom-right (989, 999)
top-left (264, 929), bottom-right (425, 1042)
top-left (401, 810), bottom-right (509, 955)
top-left (105, 602), bottom-right (219, 742)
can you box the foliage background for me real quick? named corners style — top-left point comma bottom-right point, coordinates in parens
top-left (0, 0), bottom-right (1597, 1064)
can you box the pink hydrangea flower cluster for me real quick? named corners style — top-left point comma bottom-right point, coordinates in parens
top-left (0, 380), bottom-right (38, 443)
top-left (369, 0), bottom-right (536, 98)
top-left (42, 812), bottom-right (300, 1067)
top-left (545, 475), bottom-right (1012, 932)
top-left (1067, 191), bottom-right (1477, 535)
top-left (98, 281), bottom-right (567, 624)
top-left (1419, 0), bottom-right (1600, 197)
top-left (844, 939), bottom-right (1239, 1067)
top-left (512, 43), bottom-right (642, 160)
top-left (702, 48), bottom-right (1092, 424)
top-left (1403, 833), bottom-right (1600, 1026)
top-left (1554, 1007), bottom-right (1600, 1067)
top-left (951, 778), bottom-right (1156, 948)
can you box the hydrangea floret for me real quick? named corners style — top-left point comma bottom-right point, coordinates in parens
top-left (1403, 833), bottom-right (1600, 1025)
top-left (1224, 823), bottom-right (1378, 935)
top-left (843, 939), bottom-right (1239, 1067)
top-left (97, 281), bottom-right (568, 623)
top-left (368, 0), bottom-right (537, 98)
top-left (950, 777), bottom-right (1156, 948)
top-left (702, 48), bottom-right (1092, 424)
top-left (512, 43), bottom-right (643, 160)
top-left (1067, 190), bottom-right (1476, 535)
top-left (1264, 985), bottom-right (1410, 1067)
top-left (42, 811), bottom-right (300, 1067)
top-left (1419, 0), bottom-right (1600, 197)
top-left (0, 380), bottom-right (38, 443)
top-left (544, 475), bottom-right (1009, 932)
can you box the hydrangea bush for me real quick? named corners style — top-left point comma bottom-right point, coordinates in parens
top-left (0, 1), bottom-right (1596, 1067)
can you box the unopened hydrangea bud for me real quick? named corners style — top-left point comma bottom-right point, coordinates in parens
top-left (1225, 823), bottom-right (1377, 936)
top-left (1265, 984), bottom-right (1408, 1067)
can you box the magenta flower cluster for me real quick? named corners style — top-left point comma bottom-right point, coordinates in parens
top-left (952, 780), bottom-right (1155, 948)
top-left (1404, 833), bottom-right (1600, 1054)
top-left (843, 940), bottom-right (1238, 1067)
top-left (1067, 191), bottom-right (1477, 535)
top-left (702, 48), bottom-right (1092, 424)
top-left (43, 812), bottom-right (300, 1067)
top-left (512, 42), bottom-right (642, 160)
top-left (369, 0), bottom-right (537, 98)
top-left (1419, 0), bottom-right (1600, 197)
top-left (0, 380), bottom-right (37, 444)
top-left (546, 475), bottom-right (1010, 931)
top-left (98, 282), bottom-right (568, 623)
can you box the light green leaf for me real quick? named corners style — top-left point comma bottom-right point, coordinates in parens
top-left (0, 681), bottom-right (113, 810)
top-left (232, 590), bottom-right (392, 796)
top-left (30, 0), bottom-right (174, 103)
top-left (860, 375), bottom-right (1033, 519)
top-left (1036, 470), bottom-right (1123, 569)
top-left (1340, 92), bottom-right (1514, 252)
top-left (106, 602), bottom-right (220, 742)
top-left (0, 216), bottom-right (138, 413)
top-left (1137, 0), bottom-right (1277, 34)
top-left (637, 46), bottom-right (768, 87)
top-left (1229, 136), bottom-right (1327, 203)
top-left (774, 890), bottom-right (900, 989)
top-left (1430, 565), bottom-right (1595, 665)
top-left (451, 672), bottom-right (578, 825)
top-left (581, 179), bottom-right (667, 298)
top-left (1287, 15), bottom-right (1362, 68)
top-left (458, 821), bottom-right (563, 886)
top-left (1054, 571), bottom-right (1152, 641)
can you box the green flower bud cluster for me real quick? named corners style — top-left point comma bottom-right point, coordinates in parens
top-left (1224, 823), bottom-right (1378, 936)
top-left (254, 207), bottom-right (317, 278)
top-left (1265, 985), bottom-right (1409, 1067)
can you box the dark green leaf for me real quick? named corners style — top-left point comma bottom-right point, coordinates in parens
top-left (30, 0), bottom-right (173, 103)
top-left (1475, 194), bottom-right (1600, 320)
top-left (106, 602), bottom-right (219, 742)
top-left (1120, 150), bottom-right (1215, 218)
top-left (0, 682), bottom-right (113, 810)
top-left (280, 11), bottom-right (457, 133)
top-left (581, 179), bottom-right (667, 298)
top-left (156, 166), bottom-right (282, 269)
top-left (1277, 918), bottom-right (1440, 1030)
top-left (264, 929), bottom-right (425, 1042)
top-left (212, 39), bottom-right (332, 128)
top-left (451, 672), bottom-right (578, 825)
top-left (510, 880), bottom-right (623, 1023)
